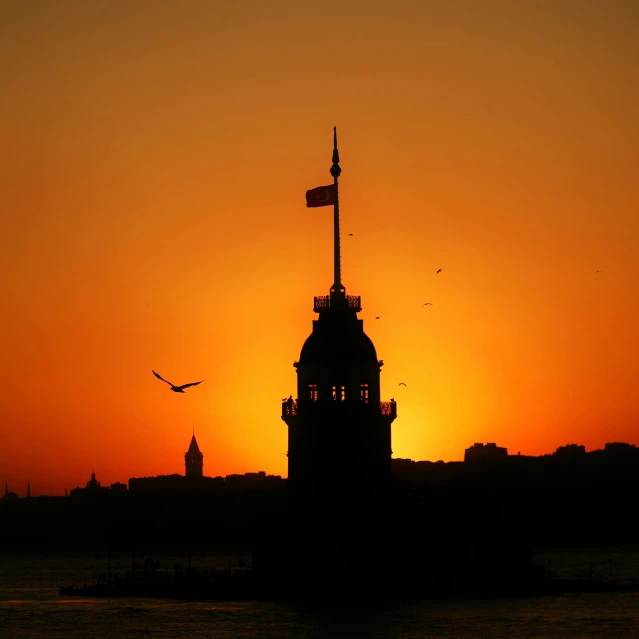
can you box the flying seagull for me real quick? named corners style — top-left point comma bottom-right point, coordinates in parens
top-left (375, 316), bottom-right (380, 319)
top-left (398, 382), bottom-right (407, 387)
top-left (436, 269), bottom-right (442, 274)
top-left (423, 302), bottom-right (433, 306)
top-left (348, 233), bottom-right (354, 236)
top-left (595, 270), bottom-right (602, 274)
top-left (152, 370), bottom-right (205, 393)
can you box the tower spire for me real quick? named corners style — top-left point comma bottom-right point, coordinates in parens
top-left (185, 430), bottom-right (203, 478)
top-left (330, 126), bottom-right (344, 296)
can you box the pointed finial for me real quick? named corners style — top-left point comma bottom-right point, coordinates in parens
top-left (330, 126), bottom-right (341, 178)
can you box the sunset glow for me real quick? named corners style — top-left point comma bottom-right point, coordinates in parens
top-left (2, 1), bottom-right (638, 495)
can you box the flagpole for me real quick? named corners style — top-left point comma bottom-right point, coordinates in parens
top-left (330, 126), bottom-right (343, 296)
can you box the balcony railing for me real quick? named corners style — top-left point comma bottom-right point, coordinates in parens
top-left (313, 295), bottom-right (362, 313)
top-left (380, 401), bottom-right (397, 417)
top-left (281, 399), bottom-right (397, 418)
top-left (282, 400), bottom-right (298, 417)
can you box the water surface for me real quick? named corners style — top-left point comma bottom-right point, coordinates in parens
top-left (1, 551), bottom-right (638, 638)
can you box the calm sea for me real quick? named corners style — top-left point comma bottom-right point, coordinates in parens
top-left (1, 550), bottom-right (639, 638)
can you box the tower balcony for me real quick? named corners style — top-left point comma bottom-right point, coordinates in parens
top-left (380, 401), bottom-right (396, 417)
top-left (282, 400), bottom-right (299, 417)
top-left (281, 398), bottom-right (397, 419)
top-left (313, 295), bottom-right (361, 313)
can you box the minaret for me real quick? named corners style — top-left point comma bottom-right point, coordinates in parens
top-left (26, 482), bottom-right (30, 498)
top-left (185, 430), bottom-right (204, 478)
top-left (282, 128), bottom-right (397, 509)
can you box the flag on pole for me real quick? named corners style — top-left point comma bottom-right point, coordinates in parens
top-left (306, 185), bottom-right (335, 208)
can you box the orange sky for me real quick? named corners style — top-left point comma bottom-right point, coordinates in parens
top-left (1, 1), bottom-right (638, 496)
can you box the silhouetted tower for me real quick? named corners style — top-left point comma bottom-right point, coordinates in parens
top-left (282, 128), bottom-right (397, 508)
top-left (26, 482), bottom-right (30, 498)
top-left (185, 431), bottom-right (204, 478)
top-left (2, 483), bottom-right (18, 501)
top-left (87, 472), bottom-right (100, 490)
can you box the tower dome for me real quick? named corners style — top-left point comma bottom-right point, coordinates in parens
top-left (299, 319), bottom-right (378, 366)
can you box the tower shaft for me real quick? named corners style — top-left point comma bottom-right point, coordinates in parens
top-left (333, 175), bottom-right (341, 291)
top-left (330, 126), bottom-right (344, 296)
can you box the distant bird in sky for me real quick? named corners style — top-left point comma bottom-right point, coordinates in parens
top-left (398, 382), bottom-right (407, 387)
top-left (595, 270), bottom-right (602, 274)
top-left (152, 370), bottom-right (205, 393)
top-left (423, 302), bottom-right (433, 306)
top-left (436, 269), bottom-right (442, 274)
top-left (348, 233), bottom-right (354, 236)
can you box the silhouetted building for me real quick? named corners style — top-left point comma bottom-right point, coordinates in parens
top-left (224, 472), bottom-right (284, 492)
top-left (128, 473), bottom-right (224, 495)
top-left (554, 444), bottom-right (586, 458)
top-left (464, 442), bottom-right (508, 462)
top-left (281, 129), bottom-right (396, 508)
top-left (70, 472), bottom-right (110, 497)
top-left (604, 442), bottom-right (637, 454)
top-left (3, 483), bottom-right (19, 501)
top-left (185, 432), bottom-right (204, 478)
top-left (128, 471), bottom-right (281, 496)
top-left (254, 129), bottom-right (408, 592)
top-left (110, 482), bottom-right (127, 493)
